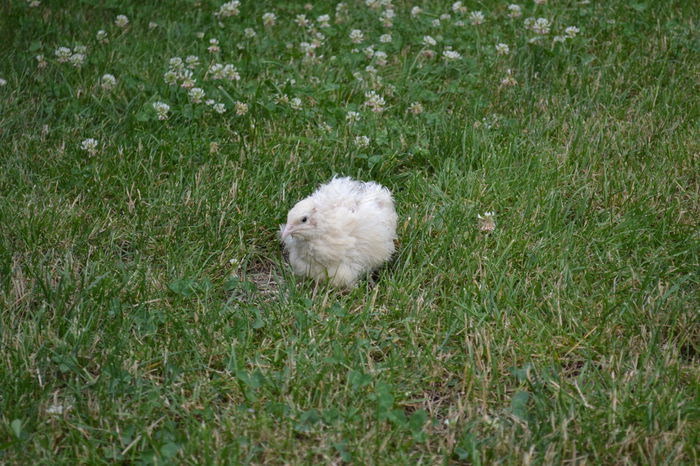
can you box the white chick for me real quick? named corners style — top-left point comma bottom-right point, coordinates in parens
top-left (280, 177), bottom-right (398, 288)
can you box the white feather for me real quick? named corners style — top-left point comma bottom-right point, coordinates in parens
top-left (281, 177), bottom-right (397, 288)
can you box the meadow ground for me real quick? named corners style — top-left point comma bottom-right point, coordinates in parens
top-left (1, 0), bottom-right (698, 463)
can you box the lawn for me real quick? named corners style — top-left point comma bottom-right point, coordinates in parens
top-left (1, 0), bottom-right (698, 463)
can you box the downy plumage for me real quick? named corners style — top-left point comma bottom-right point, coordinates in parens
top-left (281, 177), bottom-right (397, 288)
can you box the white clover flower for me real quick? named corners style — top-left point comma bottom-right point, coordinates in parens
top-left (374, 51), bottom-right (388, 66)
top-left (0, 78), bottom-right (6, 86)
top-left (205, 99), bottom-right (216, 106)
top-left (408, 102), bottom-right (423, 115)
top-left (496, 43), bottom-right (510, 55)
top-left (290, 97), bottom-right (303, 110)
top-left (153, 101), bottom-right (170, 120)
top-left (410, 6), bottom-right (422, 17)
top-left (365, 65), bottom-right (377, 74)
top-left (346, 111), bottom-right (361, 123)
top-left (508, 4), bottom-right (522, 18)
top-left (423, 35), bottom-right (437, 46)
top-left (354, 135), bottom-right (370, 148)
top-left (80, 138), bottom-right (98, 155)
top-left (363, 90), bottom-right (386, 113)
top-left (335, 2), bottom-right (349, 23)
top-left (100, 74), bottom-right (117, 91)
top-left (213, 103), bottom-right (226, 114)
top-left (477, 212), bottom-right (496, 232)
top-left (55, 47), bottom-right (72, 63)
top-left (317, 14), bottom-right (331, 28)
top-left (379, 34), bottom-right (392, 43)
top-left (244, 27), bottom-right (257, 38)
top-left (262, 12), bottom-right (277, 27)
top-left (235, 101), bottom-right (249, 115)
top-left (208, 63), bottom-right (224, 79)
top-left (179, 70), bottom-right (195, 88)
top-left (46, 404), bottom-right (71, 415)
top-left (501, 69), bottom-right (517, 86)
top-left (362, 45), bottom-right (384, 60)
top-left (431, 19), bottom-right (441, 27)
top-left (295, 14), bottom-right (310, 27)
top-left (222, 64), bottom-right (240, 80)
top-left (469, 11), bottom-right (485, 25)
top-left (218, 1), bottom-right (240, 18)
top-left (300, 42), bottom-right (315, 54)
top-left (114, 14), bottom-right (129, 28)
top-left (169, 57), bottom-right (184, 70)
top-left (148, 21), bottom-right (158, 30)
top-left (349, 29), bottom-right (364, 44)
top-left (442, 49), bottom-right (462, 61)
top-left (188, 87), bottom-right (205, 103)
top-left (163, 70), bottom-right (178, 85)
top-left (565, 26), bottom-right (580, 38)
top-left (185, 55), bottom-right (200, 69)
top-left (452, 1), bottom-right (467, 14)
top-left (440, 13), bottom-right (452, 21)
top-left (96, 30), bottom-right (108, 43)
top-left (380, 9), bottom-right (395, 27)
top-left (208, 38), bottom-right (220, 53)
top-left (532, 18), bottom-right (551, 35)
top-left (69, 53), bottom-right (85, 67)
top-left (524, 17), bottom-right (535, 30)
top-left (36, 54), bottom-right (47, 68)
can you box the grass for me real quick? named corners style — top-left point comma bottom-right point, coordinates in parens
top-left (1, 0), bottom-right (698, 463)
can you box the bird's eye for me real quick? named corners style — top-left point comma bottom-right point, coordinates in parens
top-left (301, 216), bottom-right (308, 223)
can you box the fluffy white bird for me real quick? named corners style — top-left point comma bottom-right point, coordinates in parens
top-left (280, 177), bottom-right (398, 288)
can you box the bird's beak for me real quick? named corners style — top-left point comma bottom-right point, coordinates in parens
top-left (281, 224), bottom-right (293, 240)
